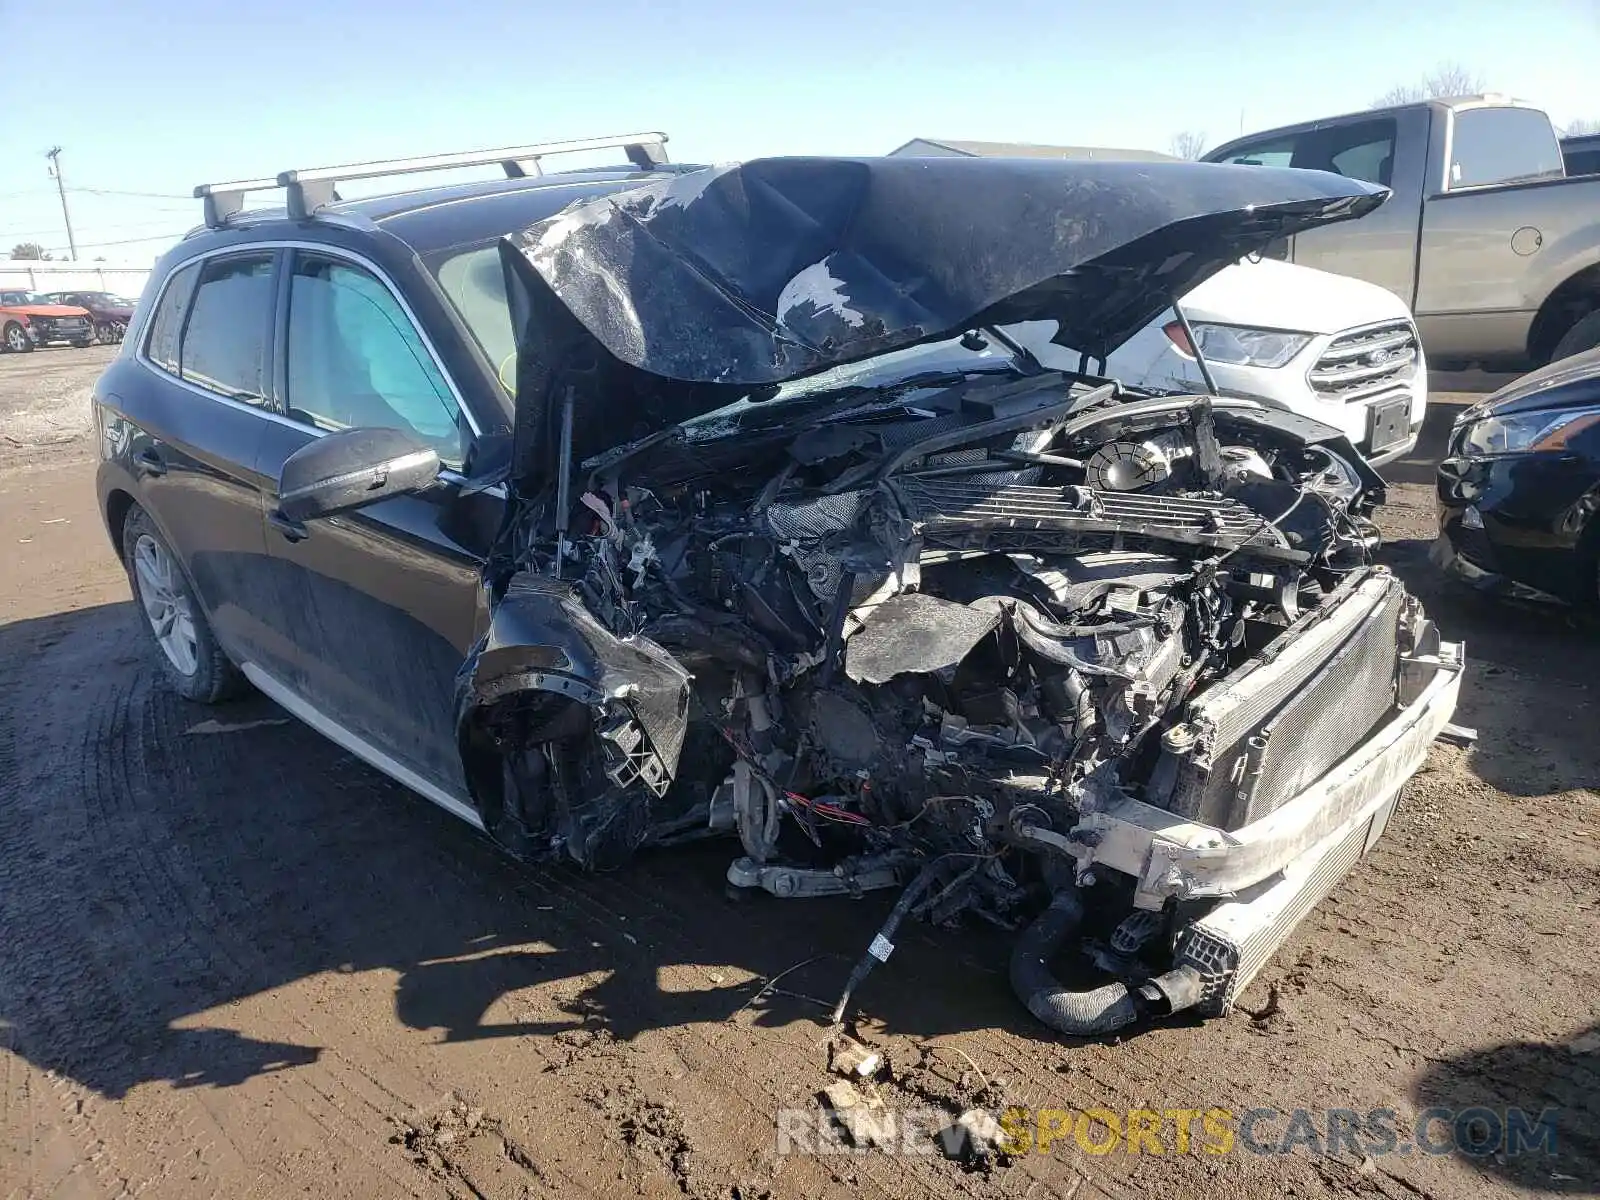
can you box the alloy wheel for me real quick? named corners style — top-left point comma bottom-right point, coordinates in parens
top-left (133, 533), bottom-right (199, 676)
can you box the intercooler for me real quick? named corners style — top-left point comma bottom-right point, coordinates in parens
top-left (1172, 787), bottom-right (1395, 1015)
top-left (1148, 569), bottom-right (1404, 830)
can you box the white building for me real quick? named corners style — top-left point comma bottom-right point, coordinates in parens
top-left (1, 260), bottom-right (152, 298)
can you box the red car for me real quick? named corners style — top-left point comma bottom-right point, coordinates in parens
top-left (0, 290), bottom-right (95, 352)
top-left (44, 290), bottom-right (138, 344)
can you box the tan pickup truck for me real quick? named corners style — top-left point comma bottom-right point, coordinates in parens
top-left (1206, 97), bottom-right (1600, 369)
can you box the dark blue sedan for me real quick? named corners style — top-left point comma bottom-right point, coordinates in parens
top-left (1435, 348), bottom-right (1600, 603)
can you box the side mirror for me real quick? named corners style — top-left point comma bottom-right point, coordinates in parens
top-left (278, 427), bottom-right (440, 524)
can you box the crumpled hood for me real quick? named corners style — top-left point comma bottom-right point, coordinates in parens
top-left (509, 156), bottom-right (1385, 390)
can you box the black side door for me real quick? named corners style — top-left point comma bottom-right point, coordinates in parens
top-left (116, 250), bottom-right (283, 668)
top-left (252, 247), bottom-right (503, 800)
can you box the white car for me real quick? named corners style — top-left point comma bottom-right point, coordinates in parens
top-left (1019, 257), bottom-right (1428, 467)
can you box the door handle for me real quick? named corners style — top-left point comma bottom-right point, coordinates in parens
top-left (268, 509), bottom-right (309, 543)
top-left (134, 448), bottom-right (167, 477)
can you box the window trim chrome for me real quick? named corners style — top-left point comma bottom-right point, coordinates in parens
top-left (136, 237), bottom-right (486, 443)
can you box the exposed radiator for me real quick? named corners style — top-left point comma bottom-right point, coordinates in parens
top-left (1148, 569), bottom-right (1403, 830)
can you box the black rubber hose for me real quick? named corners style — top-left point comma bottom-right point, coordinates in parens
top-left (1009, 887), bottom-right (1145, 1035)
top-left (830, 858), bottom-right (975, 1024)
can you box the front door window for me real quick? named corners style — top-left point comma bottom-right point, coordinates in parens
top-left (284, 254), bottom-right (465, 466)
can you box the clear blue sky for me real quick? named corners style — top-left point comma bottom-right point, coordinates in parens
top-left (2, 0), bottom-right (1595, 265)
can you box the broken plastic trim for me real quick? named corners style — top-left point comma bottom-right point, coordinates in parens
top-left (456, 572), bottom-right (691, 864)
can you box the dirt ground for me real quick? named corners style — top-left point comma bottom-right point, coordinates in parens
top-left (0, 346), bottom-right (1595, 1200)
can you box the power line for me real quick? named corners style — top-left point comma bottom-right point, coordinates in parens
top-left (39, 230), bottom-right (189, 252)
top-left (4, 217), bottom-right (197, 240)
top-left (66, 186), bottom-right (194, 200)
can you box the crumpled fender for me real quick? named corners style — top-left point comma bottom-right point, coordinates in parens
top-left (455, 570), bottom-right (692, 862)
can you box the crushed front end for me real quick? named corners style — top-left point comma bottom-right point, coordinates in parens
top-left (456, 157), bottom-right (1461, 1035)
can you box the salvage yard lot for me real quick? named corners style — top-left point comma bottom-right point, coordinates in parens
top-left (0, 346), bottom-right (1595, 1199)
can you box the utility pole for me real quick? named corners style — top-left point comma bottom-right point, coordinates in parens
top-left (46, 146), bottom-right (77, 261)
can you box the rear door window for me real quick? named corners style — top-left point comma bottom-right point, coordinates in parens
top-left (1565, 144), bottom-right (1600, 176)
top-left (1212, 120), bottom-right (1396, 187)
top-left (1328, 132), bottom-right (1395, 186)
top-left (144, 262), bottom-right (201, 374)
top-left (1305, 120), bottom-right (1397, 186)
top-left (1449, 107), bottom-right (1564, 188)
top-left (178, 254), bottom-right (276, 405)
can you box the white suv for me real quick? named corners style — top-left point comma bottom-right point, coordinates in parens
top-left (1020, 257), bottom-right (1428, 467)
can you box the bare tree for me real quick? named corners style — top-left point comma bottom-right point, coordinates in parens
top-left (9, 242), bottom-right (50, 260)
top-left (1372, 61), bottom-right (1486, 108)
top-left (1169, 130), bottom-right (1208, 160)
top-left (1372, 82), bottom-right (1426, 107)
top-left (1562, 118), bottom-right (1600, 137)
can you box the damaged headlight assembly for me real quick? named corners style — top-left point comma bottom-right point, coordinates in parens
top-left (448, 155), bottom-right (1462, 1039)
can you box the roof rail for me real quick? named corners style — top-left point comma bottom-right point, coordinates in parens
top-left (193, 132), bottom-right (671, 228)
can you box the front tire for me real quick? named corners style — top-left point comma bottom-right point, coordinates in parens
top-left (2, 321), bottom-right (31, 354)
top-left (122, 506), bottom-right (248, 703)
top-left (1551, 310), bottom-right (1600, 364)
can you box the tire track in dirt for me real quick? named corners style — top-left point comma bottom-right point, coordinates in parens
top-left (1, 615), bottom-right (419, 1196)
top-left (2, 612), bottom-right (698, 1195)
top-left (0, 613), bottom-right (161, 1198)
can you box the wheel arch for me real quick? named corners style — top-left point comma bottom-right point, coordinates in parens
top-left (1528, 262), bottom-right (1600, 365)
top-left (104, 488), bottom-right (138, 564)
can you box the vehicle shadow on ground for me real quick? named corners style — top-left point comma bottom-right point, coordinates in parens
top-left (0, 602), bottom-right (1042, 1101)
top-left (1410, 1023), bottom-right (1599, 1193)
